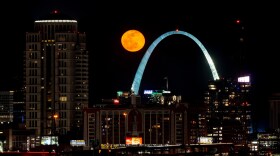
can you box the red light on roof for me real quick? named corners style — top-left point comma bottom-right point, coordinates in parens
top-left (235, 19), bottom-right (241, 24)
top-left (113, 99), bottom-right (120, 105)
top-left (52, 10), bottom-right (60, 14)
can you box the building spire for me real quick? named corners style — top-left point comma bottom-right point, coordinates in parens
top-left (164, 77), bottom-right (169, 91)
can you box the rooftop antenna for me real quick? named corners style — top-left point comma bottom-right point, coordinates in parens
top-left (164, 77), bottom-right (169, 91)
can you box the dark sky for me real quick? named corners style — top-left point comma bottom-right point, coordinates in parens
top-left (1, 1), bottom-right (279, 129)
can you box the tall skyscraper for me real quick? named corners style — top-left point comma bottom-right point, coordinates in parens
top-left (204, 76), bottom-right (252, 144)
top-left (24, 10), bottom-right (89, 145)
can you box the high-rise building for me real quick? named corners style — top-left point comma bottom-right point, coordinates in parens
top-left (268, 93), bottom-right (280, 130)
top-left (0, 91), bottom-right (14, 123)
top-left (204, 76), bottom-right (252, 144)
top-left (0, 91), bottom-right (14, 151)
top-left (24, 10), bottom-right (89, 146)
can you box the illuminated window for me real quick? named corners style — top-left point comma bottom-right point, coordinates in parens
top-left (59, 96), bottom-right (67, 102)
top-left (152, 124), bottom-right (161, 129)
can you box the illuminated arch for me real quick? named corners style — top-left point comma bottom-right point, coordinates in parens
top-left (131, 30), bottom-right (220, 95)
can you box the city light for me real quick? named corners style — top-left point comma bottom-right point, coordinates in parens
top-left (53, 114), bottom-right (58, 119)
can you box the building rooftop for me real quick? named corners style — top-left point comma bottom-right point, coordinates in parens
top-left (36, 10), bottom-right (76, 21)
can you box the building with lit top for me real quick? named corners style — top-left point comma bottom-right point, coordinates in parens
top-left (204, 76), bottom-right (253, 144)
top-left (24, 10), bottom-right (89, 148)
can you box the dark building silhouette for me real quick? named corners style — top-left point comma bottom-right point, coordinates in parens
top-left (268, 93), bottom-right (280, 130)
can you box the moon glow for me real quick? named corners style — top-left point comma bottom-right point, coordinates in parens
top-left (121, 29), bottom-right (145, 52)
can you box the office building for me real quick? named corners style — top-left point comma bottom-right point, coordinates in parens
top-left (0, 91), bottom-right (14, 151)
top-left (204, 76), bottom-right (252, 144)
top-left (0, 91), bottom-right (14, 123)
top-left (83, 91), bottom-right (188, 148)
top-left (24, 10), bottom-right (89, 147)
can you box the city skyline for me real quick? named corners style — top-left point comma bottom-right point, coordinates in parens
top-left (1, 1), bottom-right (279, 129)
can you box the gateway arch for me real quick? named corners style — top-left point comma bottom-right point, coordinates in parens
top-left (131, 30), bottom-right (220, 95)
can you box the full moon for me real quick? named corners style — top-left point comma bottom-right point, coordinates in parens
top-left (121, 29), bottom-right (145, 52)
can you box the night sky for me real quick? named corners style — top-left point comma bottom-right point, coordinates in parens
top-left (1, 1), bottom-right (279, 130)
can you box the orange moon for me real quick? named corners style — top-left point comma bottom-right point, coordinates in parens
top-left (121, 29), bottom-right (145, 52)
